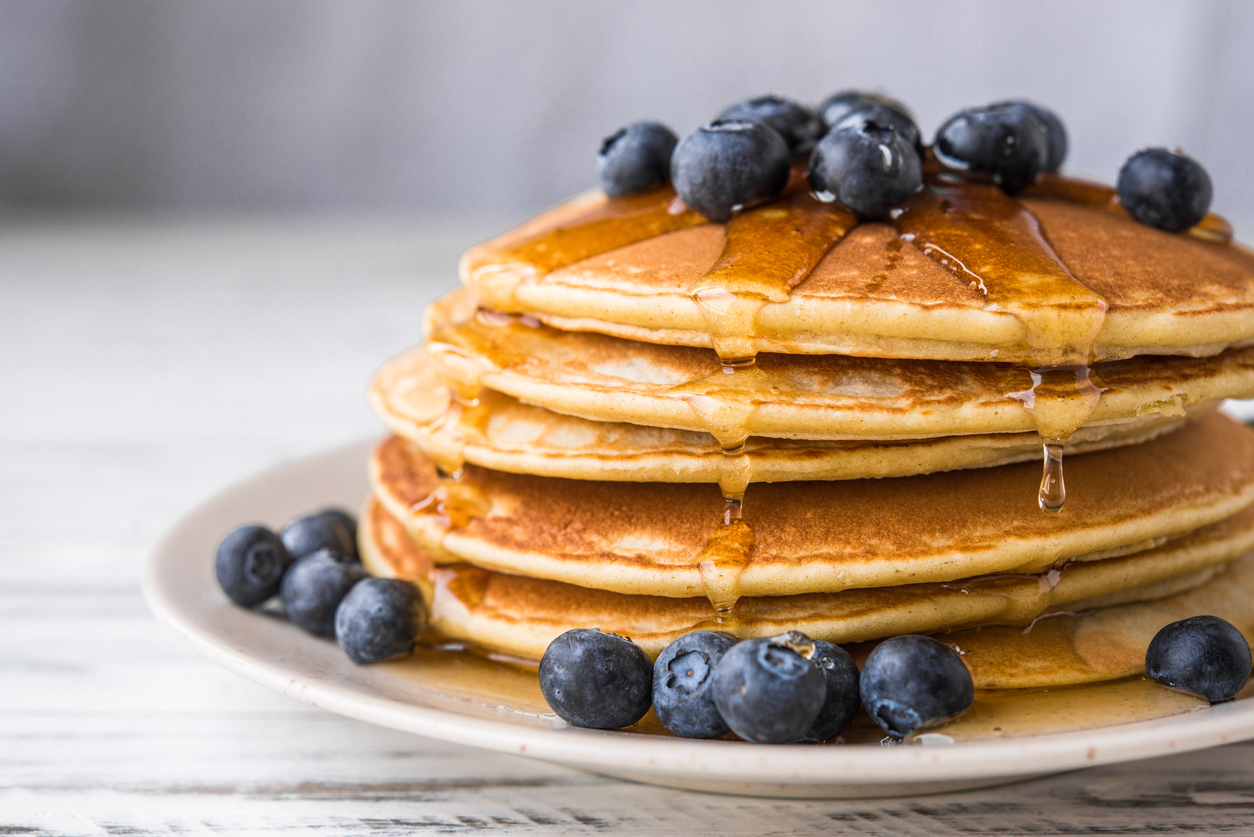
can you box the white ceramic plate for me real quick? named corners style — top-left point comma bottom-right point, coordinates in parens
top-left (144, 440), bottom-right (1254, 798)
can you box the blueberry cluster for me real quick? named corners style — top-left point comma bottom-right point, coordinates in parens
top-left (538, 627), bottom-right (974, 742)
top-left (214, 508), bottom-right (426, 665)
top-left (597, 92), bottom-right (1214, 234)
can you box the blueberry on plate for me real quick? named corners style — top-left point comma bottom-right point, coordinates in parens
top-left (670, 120), bottom-right (791, 222)
top-left (215, 524), bottom-right (292, 607)
top-left (860, 635), bottom-right (974, 739)
top-left (828, 102), bottom-right (922, 152)
top-left (1117, 148), bottom-right (1213, 233)
top-left (818, 90), bottom-right (914, 133)
top-left (539, 629), bottom-right (654, 729)
top-left (717, 94), bottom-right (823, 154)
top-left (934, 102), bottom-right (1050, 193)
top-left (712, 633), bottom-right (827, 744)
top-left (1146, 615), bottom-right (1252, 703)
top-left (809, 122), bottom-right (922, 220)
top-left (990, 99), bottom-right (1067, 172)
top-left (798, 640), bottom-right (861, 742)
top-left (652, 631), bottom-right (737, 739)
top-left (597, 121), bottom-right (679, 198)
top-left (335, 577), bottom-right (428, 664)
top-left (279, 549), bottom-right (367, 637)
top-left (281, 510), bottom-right (357, 561)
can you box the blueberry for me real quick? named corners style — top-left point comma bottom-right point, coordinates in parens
top-left (279, 549), bottom-right (367, 637)
top-left (1117, 148), bottom-right (1213, 233)
top-left (538, 629), bottom-right (653, 729)
top-left (670, 120), bottom-right (791, 222)
top-left (335, 577), bottom-right (427, 664)
top-left (712, 633), bottom-right (827, 744)
top-left (808, 122), bottom-right (923, 220)
top-left (652, 631), bottom-right (737, 739)
top-left (1146, 615), bottom-right (1251, 703)
top-left (214, 524), bottom-right (292, 607)
top-left (818, 90), bottom-right (914, 133)
top-left (860, 635), bottom-right (974, 738)
top-left (318, 507), bottom-right (358, 552)
top-left (596, 121), bottom-right (678, 198)
top-left (798, 640), bottom-right (861, 742)
top-left (280, 510), bottom-right (357, 562)
top-left (828, 102), bottom-right (922, 152)
top-left (717, 94), bottom-right (823, 154)
top-left (934, 102), bottom-right (1050, 193)
top-left (990, 100), bottom-right (1067, 172)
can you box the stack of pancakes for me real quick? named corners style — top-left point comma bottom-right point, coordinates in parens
top-left (362, 167), bottom-right (1254, 692)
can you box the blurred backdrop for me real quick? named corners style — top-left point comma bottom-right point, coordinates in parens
top-left (2, 0), bottom-right (1254, 224)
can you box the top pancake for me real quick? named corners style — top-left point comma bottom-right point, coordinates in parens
top-left (460, 172), bottom-right (1254, 365)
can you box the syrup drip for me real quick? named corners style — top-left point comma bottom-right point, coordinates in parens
top-left (694, 518), bottom-right (754, 620)
top-left (409, 471), bottom-right (491, 532)
top-left (895, 179), bottom-right (1110, 512)
top-left (690, 183), bottom-right (856, 361)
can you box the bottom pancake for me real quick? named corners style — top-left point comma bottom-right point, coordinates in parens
top-left (360, 497), bottom-right (1254, 689)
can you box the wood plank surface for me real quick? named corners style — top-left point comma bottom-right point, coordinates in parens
top-left (4, 214), bottom-right (1254, 835)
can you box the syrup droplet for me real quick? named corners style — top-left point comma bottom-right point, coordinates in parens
top-left (1039, 440), bottom-right (1066, 514)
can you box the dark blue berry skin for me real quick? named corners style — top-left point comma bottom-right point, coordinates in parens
top-left (215, 524), bottom-right (292, 607)
top-left (335, 577), bottom-right (427, 664)
top-left (860, 635), bottom-right (974, 738)
top-left (712, 636), bottom-right (827, 744)
top-left (539, 629), bottom-right (654, 729)
top-left (279, 549), bottom-right (367, 637)
top-left (1146, 615), bottom-right (1252, 703)
top-left (798, 640), bottom-right (861, 742)
top-left (934, 102), bottom-right (1050, 194)
top-left (596, 121), bottom-right (679, 198)
top-left (717, 95), bottom-right (823, 154)
top-left (1117, 148), bottom-right (1213, 233)
top-left (819, 90), bottom-right (913, 133)
top-left (318, 507), bottom-right (358, 553)
top-left (991, 100), bottom-right (1067, 172)
top-left (281, 510), bottom-right (357, 562)
top-left (670, 120), bottom-right (791, 223)
top-left (652, 631), bottom-right (737, 739)
top-left (809, 123), bottom-right (923, 220)
top-left (829, 102), bottom-right (922, 152)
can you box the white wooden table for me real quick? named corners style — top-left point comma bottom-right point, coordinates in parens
top-left (6, 214), bottom-right (1254, 835)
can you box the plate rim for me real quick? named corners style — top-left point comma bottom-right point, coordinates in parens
top-left (143, 438), bottom-right (1254, 789)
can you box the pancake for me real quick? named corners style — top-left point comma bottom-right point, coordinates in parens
top-left (459, 172), bottom-right (1254, 365)
top-left (371, 345), bottom-right (1201, 482)
top-left (424, 287), bottom-right (1254, 446)
top-left (360, 497), bottom-right (1254, 670)
top-left (934, 554), bottom-right (1254, 689)
top-left (370, 412), bottom-right (1254, 599)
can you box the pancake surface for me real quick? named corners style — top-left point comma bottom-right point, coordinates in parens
top-left (362, 498), bottom-right (1254, 674)
top-left (371, 412), bottom-right (1254, 599)
top-left (425, 288), bottom-right (1254, 444)
top-left (372, 346), bottom-right (1202, 482)
top-left (460, 173), bottom-right (1254, 364)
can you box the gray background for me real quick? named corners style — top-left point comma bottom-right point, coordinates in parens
top-left (2, 0), bottom-right (1254, 223)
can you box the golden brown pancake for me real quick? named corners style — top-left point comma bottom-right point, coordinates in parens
top-left (369, 412), bottom-right (1254, 599)
top-left (459, 175), bottom-right (1254, 364)
top-left (372, 345), bottom-right (1202, 482)
top-left (361, 497), bottom-right (1254, 673)
top-left (935, 555), bottom-right (1254, 689)
top-left (424, 287), bottom-right (1254, 444)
